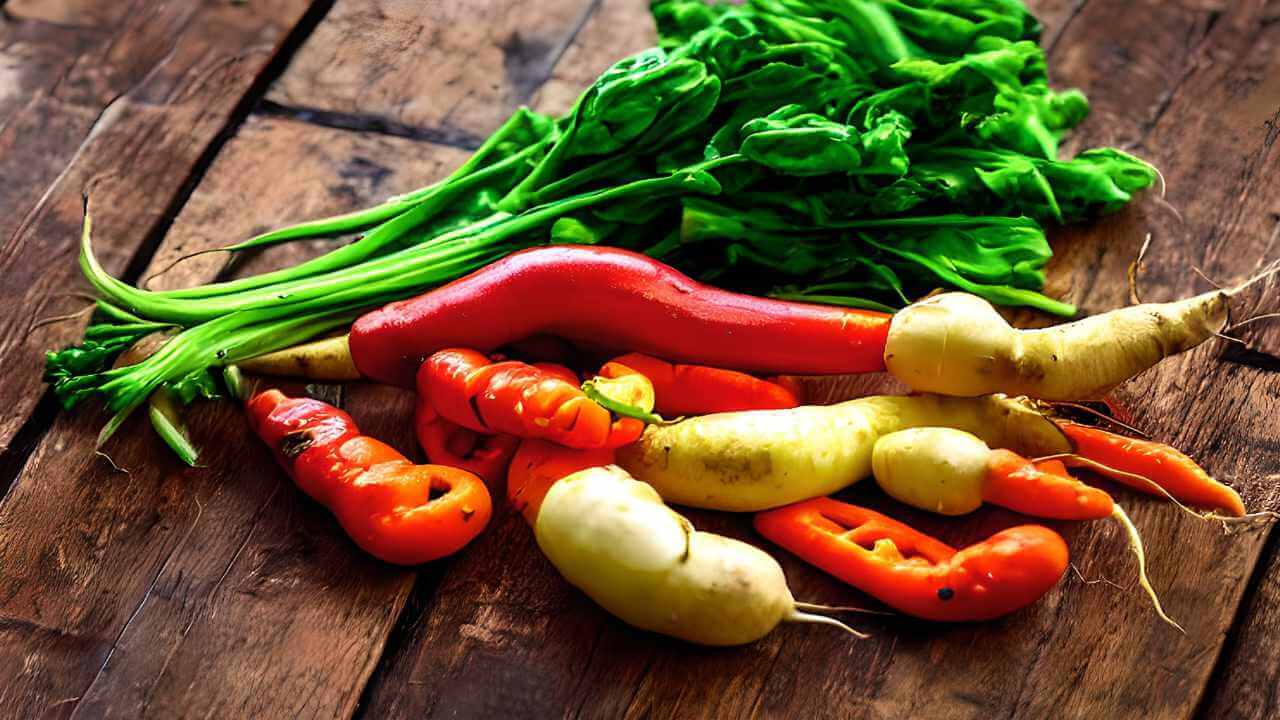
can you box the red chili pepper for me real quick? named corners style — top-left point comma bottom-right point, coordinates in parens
top-left (506, 439), bottom-right (615, 524)
top-left (247, 389), bottom-right (492, 565)
top-left (599, 353), bottom-right (800, 416)
top-left (1058, 423), bottom-right (1245, 516)
top-left (420, 348), bottom-right (642, 450)
top-left (350, 246), bottom-right (891, 387)
top-left (754, 498), bottom-right (1068, 622)
top-left (413, 393), bottom-right (518, 484)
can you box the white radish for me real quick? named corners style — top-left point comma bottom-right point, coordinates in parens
top-left (534, 465), bottom-right (863, 646)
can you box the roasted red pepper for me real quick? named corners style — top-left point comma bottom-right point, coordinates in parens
top-left (599, 353), bottom-right (800, 416)
top-left (506, 439), bottom-right (615, 524)
top-left (247, 390), bottom-right (492, 565)
top-left (420, 349), bottom-right (643, 450)
top-left (413, 393), bottom-right (518, 484)
top-left (754, 498), bottom-right (1068, 621)
top-left (350, 246), bottom-right (891, 387)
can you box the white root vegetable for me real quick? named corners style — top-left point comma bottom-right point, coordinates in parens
top-left (884, 287), bottom-right (1239, 400)
top-left (239, 334), bottom-right (361, 380)
top-left (534, 465), bottom-right (863, 646)
top-left (615, 394), bottom-right (1068, 512)
top-left (871, 427), bottom-right (991, 516)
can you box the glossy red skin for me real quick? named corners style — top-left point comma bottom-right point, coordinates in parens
top-left (350, 245), bottom-right (892, 387)
top-left (413, 394), bottom-right (519, 485)
top-left (599, 353), bottom-right (800, 416)
top-left (247, 390), bottom-right (492, 565)
top-left (754, 498), bottom-right (1068, 622)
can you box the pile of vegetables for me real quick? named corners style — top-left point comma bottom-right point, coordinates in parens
top-left (47, 0), bottom-right (1158, 454)
top-left (44, 0), bottom-right (1262, 651)
top-left (238, 241), bottom-right (1257, 642)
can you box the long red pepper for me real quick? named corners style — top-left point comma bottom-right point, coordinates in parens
top-left (247, 390), bottom-right (492, 565)
top-left (350, 246), bottom-right (891, 387)
top-left (755, 498), bottom-right (1068, 622)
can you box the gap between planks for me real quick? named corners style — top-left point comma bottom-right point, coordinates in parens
top-left (1194, 519), bottom-right (1280, 719)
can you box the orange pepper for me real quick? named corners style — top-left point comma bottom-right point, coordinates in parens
top-left (754, 498), bottom-right (1068, 622)
top-left (247, 389), bottom-right (492, 565)
top-left (422, 348), bottom-right (642, 449)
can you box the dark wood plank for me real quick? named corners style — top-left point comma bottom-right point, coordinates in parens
top-left (0, 0), bottom-right (316, 451)
top-left (0, 115), bottom-right (471, 718)
top-left (355, 2), bottom-right (1280, 719)
top-left (265, 0), bottom-right (601, 141)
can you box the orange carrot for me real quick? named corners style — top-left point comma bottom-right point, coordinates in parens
top-left (1058, 423), bottom-right (1245, 517)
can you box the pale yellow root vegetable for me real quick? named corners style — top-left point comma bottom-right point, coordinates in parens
top-left (883, 286), bottom-right (1244, 400)
top-left (534, 465), bottom-right (865, 645)
top-left (238, 334), bottom-right (360, 380)
top-left (870, 427), bottom-right (1180, 630)
top-left (615, 394), bottom-right (1068, 512)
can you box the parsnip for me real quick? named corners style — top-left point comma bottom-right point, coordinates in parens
top-left (239, 334), bottom-right (360, 380)
top-left (884, 290), bottom-right (1229, 400)
top-left (534, 465), bottom-right (860, 645)
top-left (615, 394), bottom-right (1068, 512)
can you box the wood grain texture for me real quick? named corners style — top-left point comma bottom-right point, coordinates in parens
top-left (0, 116), bottom-right (470, 719)
top-left (354, 2), bottom-right (1280, 719)
top-left (265, 0), bottom-right (601, 142)
top-left (0, 0), bottom-right (315, 451)
top-left (3, 0), bottom-right (1279, 719)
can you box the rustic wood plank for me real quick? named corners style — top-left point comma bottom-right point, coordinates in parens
top-left (6, 1), bottom-right (1276, 719)
top-left (0, 0), bottom-right (317, 452)
top-left (0, 114), bottom-right (473, 718)
top-left (354, 2), bottom-right (1280, 719)
top-left (265, 0), bottom-right (601, 142)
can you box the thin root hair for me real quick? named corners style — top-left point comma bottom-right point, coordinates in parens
top-left (1112, 505), bottom-right (1184, 633)
top-left (786, 609), bottom-right (871, 639)
top-left (1128, 232), bottom-right (1154, 305)
top-left (94, 450), bottom-right (130, 475)
top-left (1069, 563), bottom-right (1125, 590)
top-left (142, 247), bottom-right (231, 289)
top-left (30, 304), bottom-right (95, 331)
top-left (794, 601), bottom-right (895, 617)
top-left (1048, 402), bottom-right (1151, 439)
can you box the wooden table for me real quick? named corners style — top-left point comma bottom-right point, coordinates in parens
top-left (1, 1), bottom-right (1277, 717)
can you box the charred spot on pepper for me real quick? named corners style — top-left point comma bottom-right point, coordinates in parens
top-left (937, 587), bottom-right (955, 601)
top-left (279, 429), bottom-right (316, 460)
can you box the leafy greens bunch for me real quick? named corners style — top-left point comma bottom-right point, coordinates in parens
top-left (48, 0), bottom-right (1157, 462)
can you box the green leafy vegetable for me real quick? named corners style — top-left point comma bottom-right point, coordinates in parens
top-left (49, 0), bottom-right (1158, 461)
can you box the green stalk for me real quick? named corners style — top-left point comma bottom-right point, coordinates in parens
top-left (82, 170), bottom-right (721, 324)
